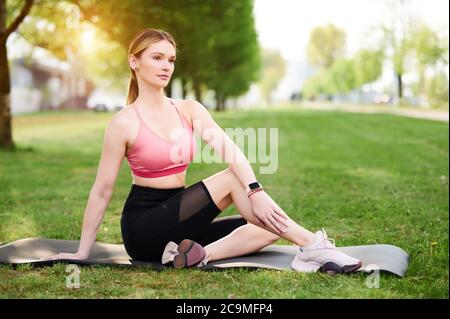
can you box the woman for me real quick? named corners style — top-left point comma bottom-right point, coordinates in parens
top-left (41, 28), bottom-right (361, 274)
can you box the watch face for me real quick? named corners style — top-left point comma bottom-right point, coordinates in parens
top-left (249, 182), bottom-right (261, 189)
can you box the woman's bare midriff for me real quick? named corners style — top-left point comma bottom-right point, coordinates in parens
top-left (131, 172), bottom-right (187, 189)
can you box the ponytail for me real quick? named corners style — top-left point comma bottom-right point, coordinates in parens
top-left (126, 70), bottom-right (139, 105)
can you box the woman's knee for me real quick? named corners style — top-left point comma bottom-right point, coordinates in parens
top-left (203, 168), bottom-right (239, 196)
top-left (216, 193), bottom-right (233, 211)
top-left (223, 167), bottom-right (241, 186)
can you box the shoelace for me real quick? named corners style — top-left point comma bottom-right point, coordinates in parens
top-left (316, 228), bottom-right (336, 249)
top-left (298, 228), bottom-right (337, 252)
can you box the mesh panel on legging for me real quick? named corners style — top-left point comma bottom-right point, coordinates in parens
top-left (178, 181), bottom-right (213, 222)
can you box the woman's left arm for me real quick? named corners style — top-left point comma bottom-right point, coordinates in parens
top-left (188, 100), bottom-right (288, 234)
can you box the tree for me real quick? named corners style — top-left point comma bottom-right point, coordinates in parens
top-left (353, 49), bottom-right (384, 88)
top-left (0, 0), bottom-right (34, 150)
top-left (158, 0), bottom-right (216, 104)
top-left (302, 69), bottom-right (328, 101)
top-left (424, 71), bottom-right (449, 108)
top-left (410, 23), bottom-right (448, 98)
top-left (380, 0), bottom-right (414, 104)
top-left (307, 24), bottom-right (346, 68)
top-left (18, 0), bottom-right (150, 89)
top-left (392, 36), bottom-right (411, 102)
top-left (257, 48), bottom-right (286, 105)
top-left (326, 59), bottom-right (357, 96)
top-left (6, 0), bottom-right (260, 125)
top-left (206, 0), bottom-right (261, 111)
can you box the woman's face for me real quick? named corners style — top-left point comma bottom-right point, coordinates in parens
top-left (130, 40), bottom-right (176, 88)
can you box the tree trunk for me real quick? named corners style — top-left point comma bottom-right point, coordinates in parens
top-left (181, 78), bottom-right (188, 99)
top-left (166, 79), bottom-right (172, 97)
top-left (193, 80), bottom-right (202, 105)
top-left (0, 35), bottom-right (14, 150)
top-left (0, 0), bottom-right (34, 150)
top-left (215, 93), bottom-right (226, 111)
top-left (396, 72), bottom-right (403, 101)
top-left (215, 92), bottom-right (220, 111)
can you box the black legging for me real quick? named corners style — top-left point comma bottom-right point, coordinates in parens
top-left (120, 180), bottom-right (247, 262)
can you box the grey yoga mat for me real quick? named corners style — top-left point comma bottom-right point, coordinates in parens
top-left (0, 238), bottom-right (409, 277)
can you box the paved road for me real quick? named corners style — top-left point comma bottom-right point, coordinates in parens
top-left (295, 103), bottom-right (449, 123)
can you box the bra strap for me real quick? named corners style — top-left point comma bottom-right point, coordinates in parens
top-left (170, 98), bottom-right (186, 128)
top-left (131, 105), bottom-right (142, 121)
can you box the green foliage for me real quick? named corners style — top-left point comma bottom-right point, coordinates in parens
top-left (17, 1), bottom-right (81, 60)
top-left (257, 48), bottom-right (286, 105)
top-left (424, 71), bottom-right (449, 109)
top-left (302, 70), bottom-right (328, 100)
top-left (303, 24), bottom-right (360, 98)
top-left (353, 49), bottom-right (384, 87)
top-left (307, 24), bottom-right (346, 68)
top-left (205, 0), bottom-right (261, 103)
top-left (5, 0), bottom-right (25, 26)
top-left (410, 23), bottom-right (449, 106)
top-left (392, 36), bottom-right (412, 76)
top-left (411, 23), bottom-right (448, 68)
top-left (80, 27), bottom-right (129, 91)
top-left (303, 59), bottom-right (358, 98)
top-left (303, 19), bottom-right (449, 106)
top-left (15, 0), bottom-right (261, 107)
top-left (327, 58), bottom-right (357, 94)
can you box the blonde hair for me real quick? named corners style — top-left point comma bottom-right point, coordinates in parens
top-left (126, 28), bottom-right (177, 105)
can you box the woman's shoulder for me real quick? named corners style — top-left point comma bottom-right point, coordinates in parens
top-left (174, 98), bottom-right (209, 117)
top-left (112, 105), bottom-right (138, 126)
top-left (171, 98), bottom-right (192, 110)
top-left (114, 105), bottom-right (150, 151)
top-left (171, 98), bottom-right (195, 126)
top-left (175, 98), bottom-right (202, 108)
top-left (106, 106), bottom-right (138, 146)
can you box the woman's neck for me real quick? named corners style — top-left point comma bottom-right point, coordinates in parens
top-left (134, 86), bottom-right (167, 111)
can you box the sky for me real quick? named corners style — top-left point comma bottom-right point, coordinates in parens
top-left (253, 0), bottom-right (449, 62)
top-left (252, 0), bottom-right (449, 100)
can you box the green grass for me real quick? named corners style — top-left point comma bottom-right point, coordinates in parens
top-left (0, 107), bottom-right (448, 298)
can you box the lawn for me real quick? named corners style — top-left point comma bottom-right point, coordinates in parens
top-left (0, 106), bottom-right (448, 298)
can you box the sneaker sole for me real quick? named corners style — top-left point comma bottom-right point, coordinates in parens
top-left (173, 239), bottom-right (206, 269)
top-left (321, 261), bottom-right (362, 275)
top-left (291, 258), bottom-right (322, 273)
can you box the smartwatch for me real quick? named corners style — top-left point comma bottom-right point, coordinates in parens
top-left (247, 181), bottom-right (262, 192)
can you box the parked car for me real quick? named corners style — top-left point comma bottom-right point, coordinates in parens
top-left (88, 103), bottom-right (124, 112)
top-left (87, 90), bottom-right (126, 112)
top-left (92, 103), bottom-right (108, 112)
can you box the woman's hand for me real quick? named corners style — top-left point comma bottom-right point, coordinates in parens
top-left (249, 191), bottom-right (289, 234)
top-left (39, 252), bottom-right (88, 262)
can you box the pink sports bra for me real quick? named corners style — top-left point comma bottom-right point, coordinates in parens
top-left (126, 98), bottom-right (196, 178)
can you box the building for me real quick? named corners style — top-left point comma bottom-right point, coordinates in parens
top-left (10, 57), bottom-right (95, 115)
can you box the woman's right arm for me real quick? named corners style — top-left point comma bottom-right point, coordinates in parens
top-left (41, 115), bottom-right (128, 261)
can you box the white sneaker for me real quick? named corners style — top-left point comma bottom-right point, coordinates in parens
top-left (291, 228), bottom-right (362, 275)
top-left (161, 241), bottom-right (179, 265)
top-left (161, 240), bottom-right (208, 268)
